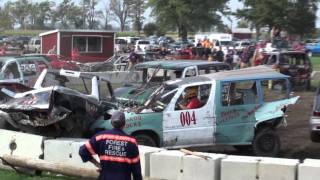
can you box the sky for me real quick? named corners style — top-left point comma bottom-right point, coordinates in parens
top-left (2, 0), bottom-right (320, 29)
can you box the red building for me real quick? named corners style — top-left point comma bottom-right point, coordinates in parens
top-left (39, 29), bottom-right (116, 63)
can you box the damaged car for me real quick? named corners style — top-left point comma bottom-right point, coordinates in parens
top-left (115, 60), bottom-right (230, 107)
top-left (0, 69), bottom-right (116, 137)
top-left (91, 66), bottom-right (299, 156)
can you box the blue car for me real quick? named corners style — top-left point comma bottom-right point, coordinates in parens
top-left (306, 42), bottom-right (320, 56)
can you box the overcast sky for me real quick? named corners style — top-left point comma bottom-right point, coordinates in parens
top-left (3, 0), bottom-right (320, 28)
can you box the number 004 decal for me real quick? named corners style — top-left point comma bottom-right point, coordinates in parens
top-left (180, 111), bottom-right (197, 126)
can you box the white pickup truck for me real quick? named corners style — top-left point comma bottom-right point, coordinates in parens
top-left (25, 37), bottom-right (41, 53)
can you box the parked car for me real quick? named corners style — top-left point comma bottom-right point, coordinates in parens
top-left (24, 37), bottom-right (41, 53)
top-left (0, 69), bottom-right (116, 138)
top-left (0, 55), bottom-right (51, 87)
top-left (91, 66), bottom-right (299, 156)
top-left (114, 60), bottom-right (231, 106)
top-left (115, 38), bottom-right (131, 53)
top-left (310, 87), bottom-right (320, 142)
top-left (262, 50), bottom-right (312, 89)
top-left (306, 42), bottom-right (320, 57)
top-left (135, 40), bottom-right (151, 52)
top-left (22, 54), bottom-right (79, 71)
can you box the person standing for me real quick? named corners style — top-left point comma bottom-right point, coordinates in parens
top-left (79, 111), bottom-right (142, 180)
top-left (215, 47), bottom-right (224, 62)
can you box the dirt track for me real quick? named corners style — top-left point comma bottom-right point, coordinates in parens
top-left (278, 90), bottom-right (320, 159)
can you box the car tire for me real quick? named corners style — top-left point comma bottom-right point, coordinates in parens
top-left (253, 129), bottom-right (280, 157)
top-left (310, 132), bottom-right (320, 143)
top-left (60, 113), bottom-right (86, 138)
top-left (134, 134), bottom-right (157, 147)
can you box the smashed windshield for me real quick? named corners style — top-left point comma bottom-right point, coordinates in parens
top-left (145, 84), bottom-right (178, 111)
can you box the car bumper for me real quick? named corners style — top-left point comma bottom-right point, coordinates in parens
top-left (310, 116), bottom-right (320, 132)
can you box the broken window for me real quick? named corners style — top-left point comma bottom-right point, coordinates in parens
top-left (261, 79), bottom-right (287, 102)
top-left (2, 62), bottom-right (20, 79)
top-left (221, 81), bottom-right (258, 106)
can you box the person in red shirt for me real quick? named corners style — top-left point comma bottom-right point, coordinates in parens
top-left (178, 86), bottom-right (201, 110)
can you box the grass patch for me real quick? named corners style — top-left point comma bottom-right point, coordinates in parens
top-left (0, 169), bottom-right (77, 180)
top-left (311, 56), bottom-right (320, 71)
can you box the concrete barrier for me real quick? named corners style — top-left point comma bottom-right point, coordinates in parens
top-left (179, 153), bottom-right (226, 180)
top-left (150, 150), bottom-right (185, 180)
top-left (44, 138), bottom-right (97, 169)
top-left (0, 129), bottom-right (44, 158)
top-left (258, 157), bottom-right (299, 180)
top-left (138, 145), bottom-right (164, 178)
top-left (221, 155), bottom-right (260, 180)
top-left (298, 159), bottom-right (320, 180)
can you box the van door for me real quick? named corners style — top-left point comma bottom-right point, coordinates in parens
top-left (163, 83), bottom-right (215, 148)
top-left (215, 80), bottom-right (259, 145)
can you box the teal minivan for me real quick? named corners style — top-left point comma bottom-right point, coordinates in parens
top-left (91, 66), bottom-right (299, 156)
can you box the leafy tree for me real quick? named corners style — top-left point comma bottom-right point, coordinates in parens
top-left (29, 1), bottom-right (54, 29)
top-left (53, 0), bottom-right (83, 29)
top-left (109, 0), bottom-right (131, 31)
top-left (148, 0), bottom-right (229, 40)
top-left (143, 22), bottom-right (157, 36)
top-left (9, 0), bottom-right (32, 30)
top-left (128, 0), bottom-right (147, 35)
top-left (0, 3), bottom-right (14, 30)
top-left (81, 0), bottom-right (103, 29)
top-left (237, 19), bottom-right (249, 28)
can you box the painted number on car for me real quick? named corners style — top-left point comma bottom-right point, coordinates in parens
top-left (180, 111), bottom-right (196, 126)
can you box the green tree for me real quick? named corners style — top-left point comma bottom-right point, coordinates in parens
top-left (29, 1), bottom-right (54, 29)
top-left (143, 22), bottom-right (157, 36)
top-left (81, 0), bottom-right (103, 29)
top-left (0, 3), bottom-right (14, 30)
top-left (9, 0), bottom-right (32, 30)
top-left (237, 19), bottom-right (249, 28)
top-left (129, 0), bottom-right (147, 35)
top-left (109, 0), bottom-right (131, 31)
top-left (53, 0), bottom-right (83, 28)
top-left (148, 0), bottom-right (229, 40)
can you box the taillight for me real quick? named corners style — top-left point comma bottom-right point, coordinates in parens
top-left (313, 111), bottom-right (320, 116)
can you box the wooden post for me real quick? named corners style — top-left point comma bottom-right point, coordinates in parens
top-left (1, 154), bottom-right (99, 179)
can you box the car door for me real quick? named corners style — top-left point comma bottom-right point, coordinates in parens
top-left (215, 80), bottom-right (259, 145)
top-left (163, 82), bottom-right (215, 148)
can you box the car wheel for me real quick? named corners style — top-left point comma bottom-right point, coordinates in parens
top-left (253, 129), bottom-right (280, 157)
top-left (311, 132), bottom-right (320, 143)
top-left (134, 134), bottom-right (157, 147)
top-left (60, 113), bottom-right (86, 138)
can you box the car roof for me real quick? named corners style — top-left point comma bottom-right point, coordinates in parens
top-left (135, 60), bottom-right (230, 70)
top-left (166, 66), bottom-right (289, 86)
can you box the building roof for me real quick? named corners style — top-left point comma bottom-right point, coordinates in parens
top-left (166, 66), bottom-right (289, 86)
top-left (135, 60), bottom-right (230, 71)
top-left (39, 29), bottom-right (117, 37)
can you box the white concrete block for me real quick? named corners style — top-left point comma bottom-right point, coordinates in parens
top-left (179, 153), bottom-right (226, 180)
top-left (138, 145), bottom-right (164, 177)
top-left (0, 129), bottom-right (44, 158)
top-left (44, 138), bottom-right (97, 169)
top-left (221, 155), bottom-right (260, 180)
top-left (258, 157), bottom-right (299, 180)
top-left (298, 159), bottom-right (320, 180)
top-left (150, 150), bottom-right (185, 180)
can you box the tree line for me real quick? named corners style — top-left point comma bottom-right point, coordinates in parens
top-left (0, 0), bottom-right (318, 40)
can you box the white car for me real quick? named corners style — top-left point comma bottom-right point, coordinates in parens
top-left (135, 40), bottom-right (151, 52)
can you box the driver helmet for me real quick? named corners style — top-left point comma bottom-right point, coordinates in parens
top-left (184, 86), bottom-right (198, 99)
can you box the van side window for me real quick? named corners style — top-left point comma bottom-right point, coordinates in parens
top-left (175, 84), bottom-right (212, 110)
top-left (261, 79), bottom-right (287, 102)
top-left (221, 81), bottom-right (258, 106)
